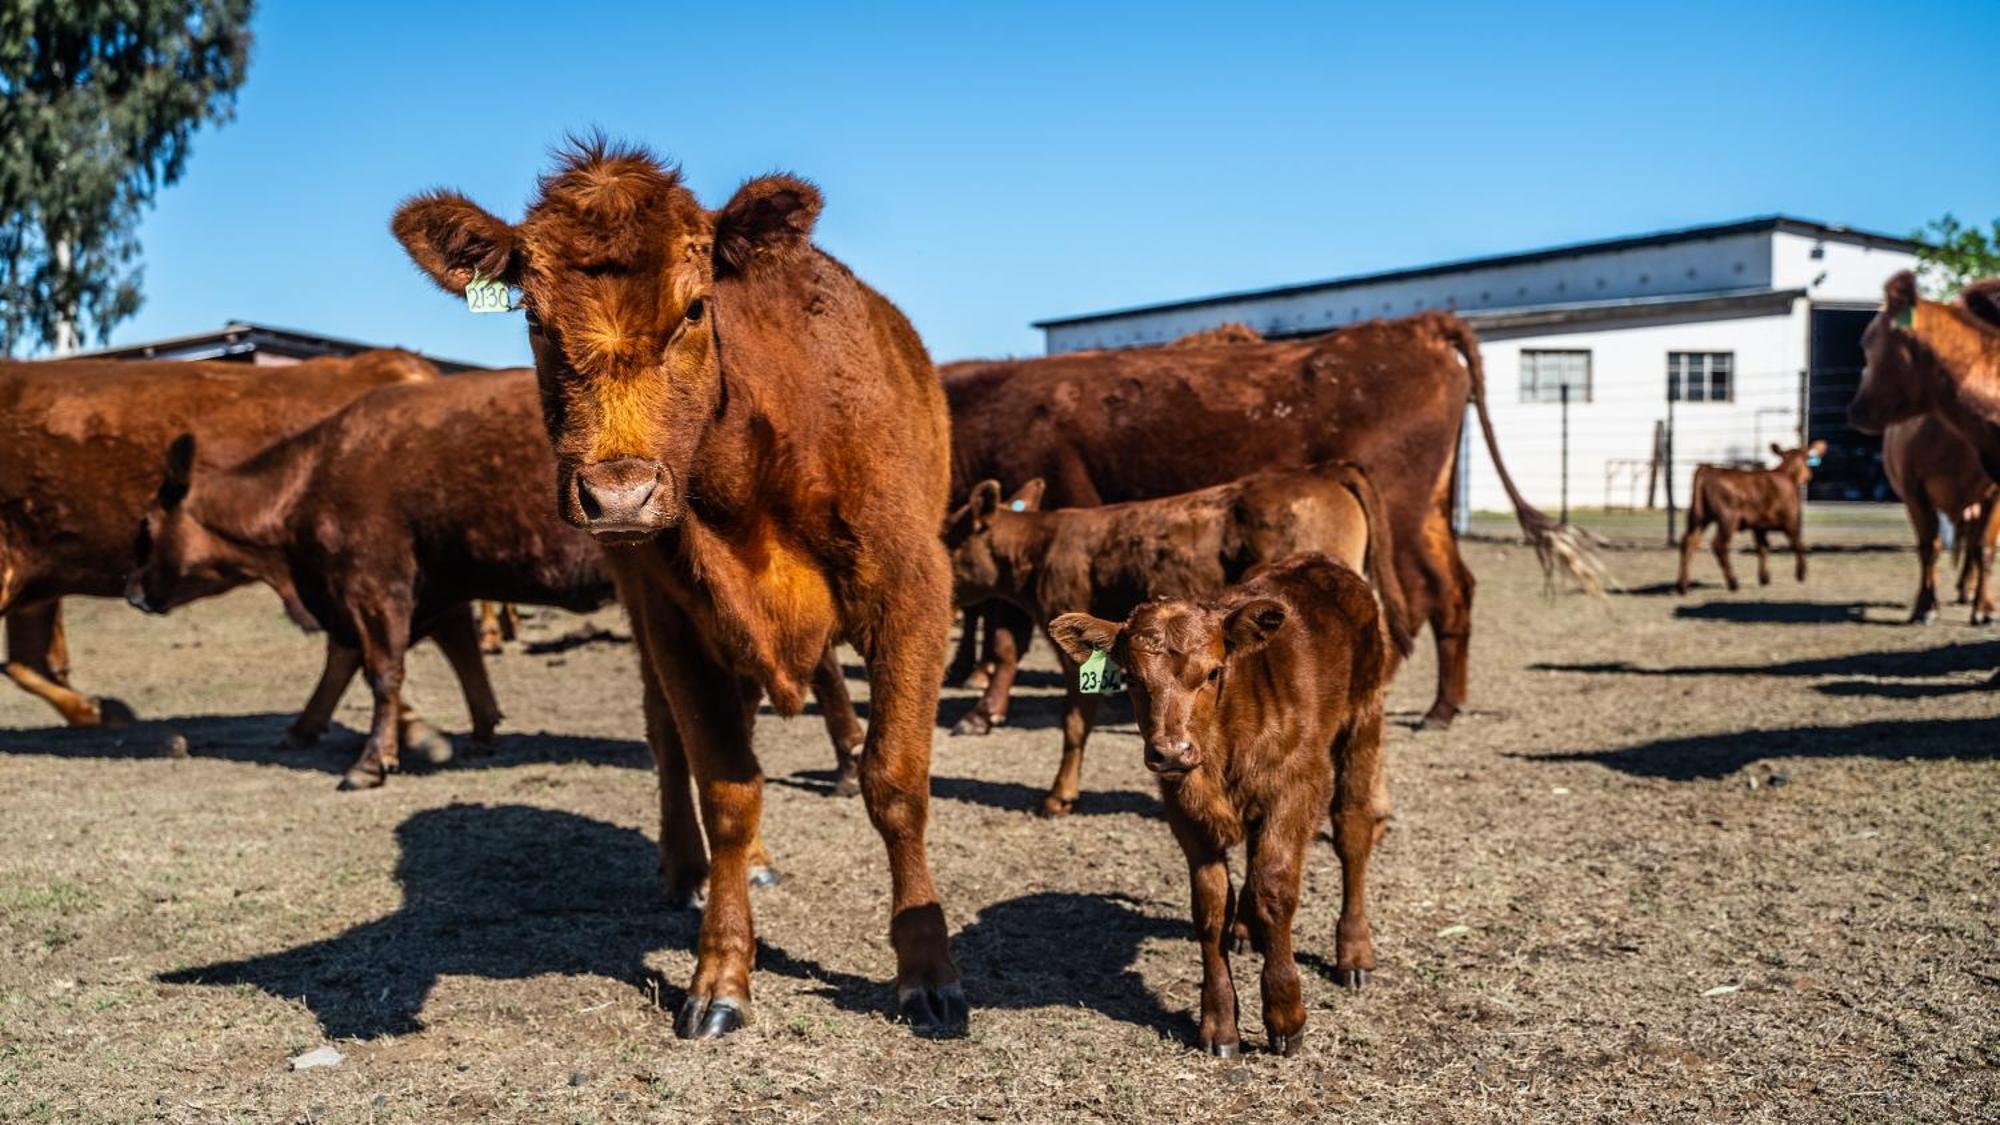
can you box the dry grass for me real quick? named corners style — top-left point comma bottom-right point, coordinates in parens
top-left (0, 543), bottom-right (1995, 1123)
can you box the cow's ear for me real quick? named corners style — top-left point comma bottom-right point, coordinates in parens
top-left (713, 174), bottom-right (821, 278)
top-left (1049, 613), bottom-right (1123, 667)
top-left (1224, 598), bottom-right (1288, 655)
top-left (391, 190), bottom-right (520, 296)
top-left (160, 433), bottom-right (196, 509)
top-left (969, 479), bottom-right (1003, 523)
top-left (1007, 478), bottom-right (1047, 513)
top-left (1884, 270), bottom-right (1918, 327)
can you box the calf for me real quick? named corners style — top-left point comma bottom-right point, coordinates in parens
top-left (946, 461), bottom-right (1409, 816)
top-left (1049, 553), bottom-right (1392, 1057)
top-left (1676, 442), bottom-right (1825, 594)
top-left (1885, 414), bottom-right (2000, 624)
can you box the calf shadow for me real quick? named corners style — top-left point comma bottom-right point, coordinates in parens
top-left (1670, 600), bottom-right (1899, 626)
top-left (1515, 715), bottom-right (2000, 781)
top-left (1532, 637), bottom-right (2000, 682)
top-left (158, 803), bottom-right (1190, 1041)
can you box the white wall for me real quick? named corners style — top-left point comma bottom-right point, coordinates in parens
top-left (1464, 305), bottom-right (1806, 513)
top-left (1769, 231), bottom-right (1918, 304)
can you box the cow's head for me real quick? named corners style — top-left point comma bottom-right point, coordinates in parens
top-left (1849, 271), bottom-right (1933, 434)
top-left (392, 138), bottom-right (822, 543)
top-left (1049, 595), bottom-right (1287, 781)
top-left (1769, 440), bottom-right (1827, 486)
top-left (126, 435), bottom-right (246, 614)
top-left (941, 478), bottom-right (1044, 600)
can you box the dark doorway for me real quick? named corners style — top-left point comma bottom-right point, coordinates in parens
top-left (1806, 306), bottom-right (1889, 501)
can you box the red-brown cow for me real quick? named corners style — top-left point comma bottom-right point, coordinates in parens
top-left (945, 462), bottom-right (1409, 815)
top-left (1884, 413), bottom-right (2000, 624)
top-left (1849, 273), bottom-right (2000, 473)
top-left (391, 139), bottom-right (963, 1039)
top-left (0, 351), bottom-right (436, 727)
top-left (1675, 442), bottom-right (1825, 595)
top-left (1050, 553), bottom-right (1391, 1057)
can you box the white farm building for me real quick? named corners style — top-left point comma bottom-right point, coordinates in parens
top-left (1031, 217), bottom-right (1918, 515)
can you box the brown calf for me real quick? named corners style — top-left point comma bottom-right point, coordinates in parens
top-left (392, 140), bottom-right (962, 1039)
top-left (1675, 442), bottom-right (1825, 594)
top-left (946, 462), bottom-right (1409, 816)
top-left (1050, 553), bottom-right (1391, 1057)
top-left (0, 351), bottom-right (435, 727)
top-left (1884, 414), bottom-right (2000, 624)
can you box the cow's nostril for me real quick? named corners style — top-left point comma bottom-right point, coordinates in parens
top-left (577, 478), bottom-right (604, 522)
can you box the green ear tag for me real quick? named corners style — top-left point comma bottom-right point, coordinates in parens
top-left (465, 272), bottom-right (512, 314)
top-left (1894, 306), bottom-right (1914, 329)
top-left (1077, 648), bottom-right (1123, 695)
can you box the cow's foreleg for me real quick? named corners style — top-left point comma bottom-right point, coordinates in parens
top-left (856, 560), bottom-right (966, 1038)
top-left (1247, 813), bottom-right (1309, 1057)
top-left (1974, 511), bottom-right (1999, 625)
top-left (1752, 529), bottom-right (1773, 586)
top-left (432, 602), bottom-right (503, 748)
top-left (1172, 816), bottom-right (1240, 1058)
top-left (1039, 665), bottom-right (1103, 817)
top-left (4, 600), bottom-right (118, 727)
top-left (1910, 497), bottom-right (1942, 623)
top-left (285, 637), bottom-right (361, 748)
top-left (340, 603), bottom-right (413, 791)
top-left (1786, 518), bottom-right (1808, 584)
top-left (811, 645), bottom-right (866, 797)
top-left (637, 637), bottom-right (708, 910)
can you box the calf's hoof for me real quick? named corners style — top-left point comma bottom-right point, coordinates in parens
top-left (95, 698), bottom-right (137, 727)
top-left (950, 710), bottom-right (995, 737)
top-left (337, 764), bottom-right (388, 792)
top-left (1333, 968), bottom-right (1370, 991)
top-left (1269, 1028), bottom-right (1307, 1057)
top-left (1202, 1038), bottom-right (1241, 1059)
top-left (674, 996), bottom-right (746, 1040)
top-left (1036, 793), bottom-right (1075, 818)
top-left (1416, 705), bottom-right (1457, 732)
top-left (402, 723), bottom-right (454, 768)
top-left (897, 981), bottom-right (970, 1039)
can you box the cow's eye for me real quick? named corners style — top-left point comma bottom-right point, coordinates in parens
top-left (684, 297), bottom-right (705, 325)
top-left (1206, 666), bottom-right (1222, 685)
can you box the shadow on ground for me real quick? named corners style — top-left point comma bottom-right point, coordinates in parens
top-left (1532, 637), bottom-right (2000, 683)
top-left (1670, 599), bottom-right (1900, 626)
top-left (1514, 715), bottom-right (2000, 780)
top-left (158, 804), bottom-right (1190, 1041)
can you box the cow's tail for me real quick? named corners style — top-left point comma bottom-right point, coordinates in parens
top-left (1686, 467), bottom-right (1712, 535)
top-left (1330, 461), bottom-right (1416, 661)
top-left (1445, 316), bottom-right (1614, 595)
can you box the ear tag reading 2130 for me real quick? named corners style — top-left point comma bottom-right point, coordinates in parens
top-left (1078, 648), bottom-right (1123, 695)
top-left (465, 271), bottom-right (512, 314)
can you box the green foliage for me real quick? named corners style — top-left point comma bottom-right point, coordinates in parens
top-left (0, 0), bottom-right (253, 356)
top-left (1912, 213), bottom-right (2000, 299)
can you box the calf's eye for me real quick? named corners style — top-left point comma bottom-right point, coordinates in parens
top-left (684, 297), bottom-right (705, 324)
top-left (1206, 667), bottom-right (1222, 685)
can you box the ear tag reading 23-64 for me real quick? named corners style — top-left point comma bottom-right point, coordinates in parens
top-left (465, 272), bottom-right (512, 314)
top-left (1078, 648), bottom-right (1123, 695)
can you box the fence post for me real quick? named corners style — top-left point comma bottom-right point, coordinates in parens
top-left (1559, 382), bottom-right (1570, 525)
top-left (1664, 374), bottom-right (1677, 546)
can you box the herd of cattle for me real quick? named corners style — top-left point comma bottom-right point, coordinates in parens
top-left (2, 140), bottom-right (1995, 1055)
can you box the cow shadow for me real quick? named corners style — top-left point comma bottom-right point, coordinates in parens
top-left (1670, 600), bottom-right (1899, 626)
top-left (158, 803), bottom-right (1190, 1041)
top-left (1531, 637), bottom-right (2000, 682)
top-left (1514, 715), bottom-right (2000, 781)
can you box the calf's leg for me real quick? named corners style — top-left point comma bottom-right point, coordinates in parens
top-left (952, 605), bottom-right (1030, 736)
top-left (431, 602), bottom-right (504, 747)
top-left (1329, 706), bottom-right (1389, 989)
top-left (1676, 522), bottom-right (1705, 595)
top-left (1752, 529), bottom-right (1773, 586)
top-left (1786, 518), bottom-right (1808, 583)
top-left (811, 645), bottom-right (866, 797)
top-left (1247, 816), bottom-right (1310, 1056)
top-left (340, 604), bottom-right (413, 791)
top-left (1711, 522), bottom-right (1741, 592)
top-left (1040, 667), bottom-right (1103, 817)
top-left (943, 606), bottom-right (982, 688)
top-left (1171, 818), bottom-right (1241, 1058)
top-left (4, 601), bottom-right (120, 727)
top-left (285, 637), bottom-right (362, 748)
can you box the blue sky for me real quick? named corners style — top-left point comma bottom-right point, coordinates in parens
top-left (104, 0), bottom-right (2000, 367)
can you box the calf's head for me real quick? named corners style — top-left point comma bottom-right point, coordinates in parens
top-left (941, 478), bottom-right (1045, 599)
top-left (1849, 271), bottom-right (1933, 434)
top-left (126, 435), bottom-right (246, 614)
top-left (1049, 596), bottom-right (1287, 780)
top-left (1770, 440), bottom-right (1827, 486)
top-left (392, 139), bottom-right (822, 543)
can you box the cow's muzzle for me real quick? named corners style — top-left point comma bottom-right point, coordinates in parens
top-left (571, 457), bottom-right (675, 543)
top-left (1145, 739), bottom-right (1201, 777)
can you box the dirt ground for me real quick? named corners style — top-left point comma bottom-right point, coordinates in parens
top-left (1, 542), bottom-right (1995, 1123)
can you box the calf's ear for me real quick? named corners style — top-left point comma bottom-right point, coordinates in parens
top-left (1049, 613), bottom-right (1123, 666)
top-left (1770, 442), bottom-right (1786, 459)
top-left (1883, 270), bottom-right (1917, 326)
top-left (714, 174), bottom-right (822, 277)
top-left (969, 479), bottom-right (1003, 523)
top-left (1007, 478), bottom-right (1047, 513)
top-left (1224, 598), bottom-right (1288, 655)
top-left (391, 190), bottom-right (520, 296)
top-left (159, 433), bottom-right (196, 509)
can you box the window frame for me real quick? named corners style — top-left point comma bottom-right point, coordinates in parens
top-left (1519, 348), bottom-right (1593, 404)
top-left (1668, 351), bottom-right (1735, 404)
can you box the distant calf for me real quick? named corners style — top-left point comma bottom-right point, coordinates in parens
top-left (946, 461), bottom-right (1409, 816)
top-left (125, 370), bottom-right (869, 795)
top-left (1676, 442), bottom-right (1825, 594)
top-left (1049, 553), bottom-right (1392, 1058)
top-left (1885, 415), bottom-right (1999, 624)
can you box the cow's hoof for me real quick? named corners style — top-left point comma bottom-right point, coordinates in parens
top-left (403, 723), bottom-right (454, 768)
top-left (1269, 1029), bottom-right (1306, 1057)
top-left (674, 996), bottom-right (746, 1040)
top-left (1334, 968), bottom-right (1369, 991)
top-left (897, 981), bottom-right (969, 1039)
top-left (832, 763), bottom-right (862, 797)
top-left (748, 865), bottom-right (781, 889)
top-left (277, 727), bottom-right (321, 751)
top-left (951, 710), bottom-right (994, 737)
top-left (337, 765), bottom-right (387, 792)
top-left (96, 698), bottom-right (137, 728)
top-left (467, 728), bottom-right (499, 753)
top-left (1203, 1039), bottom-right (1241, 1059)
top-left (1416, 708), bottom-right (1457, 732)
top-left (1036, 794), bottom-right (1074, 818)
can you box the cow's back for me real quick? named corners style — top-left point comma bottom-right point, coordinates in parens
top-left (0, 352), bottom-right (434, 606)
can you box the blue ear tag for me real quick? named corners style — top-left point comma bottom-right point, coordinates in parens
top-left (1807, 456), bottom-right (1823, 468)
top-left (1009, 500), bottom-right (1027, 512)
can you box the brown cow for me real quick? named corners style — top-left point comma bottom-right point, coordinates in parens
top-left (944, 311), bottom-right (1598, 734)
top-left (1884, 414), bottom-right (2000, 624)
top-left (1849, 272), bottom-right (2000, 475)
top-left (0, 351), bottom-right (436, 727)
top-left (1675, 443), bottom-right (1825, 595)
top-left (1049, 553), bottom-right (1391, 1057)
top-left (391, 139), bottom-right (963, 1039)
top-left (128, 370), bottom-right (868, 799)
top-left (945, 462), bottom-right (1409, 816)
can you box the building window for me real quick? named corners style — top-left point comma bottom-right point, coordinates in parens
top-left (1520, 349), bottom-right (1592, 403)
top-left (1668, 352), bottom-right (1734, 403)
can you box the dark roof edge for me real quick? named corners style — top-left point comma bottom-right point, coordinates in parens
top-left (65, 320), bottom-right (490, 372)
top-left (1032, 216), bottom-right (1920, 329)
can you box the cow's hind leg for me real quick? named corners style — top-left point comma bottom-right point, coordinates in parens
top-left (431, 602), bottom-right (504, 749)
top-left (4, 601), bottom-right (124, 726)
top-left (1753, 529), bottom-right (1773, 586)
top-left (812, 645), bottom-right (866, 797)
top-left (1676, 523), bottom-right (1705, 595)
top-left (338, 600), bottom-right (413, 791)
top-left (1711, 523), bottom-right (1741, 592)
top-left (1415, 517), bottom-right (1473, 730)
top-left (1329, 704), bottom-right (1389, 990)
top-left (1787, 517), bottom-right (1808, 584)
top-left (285, 637), bottom-right (362, 748)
